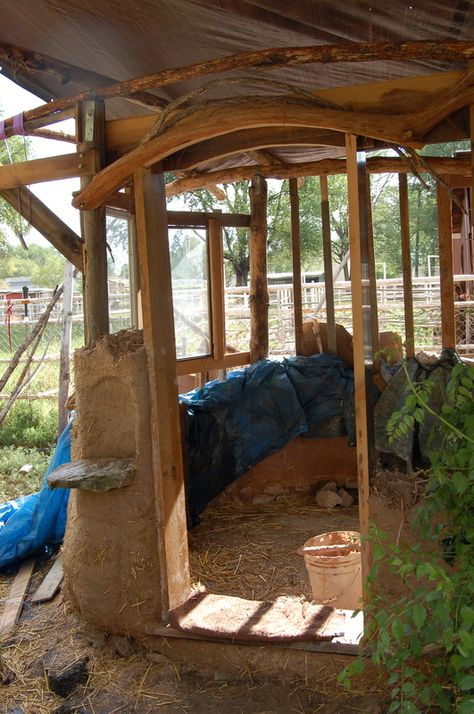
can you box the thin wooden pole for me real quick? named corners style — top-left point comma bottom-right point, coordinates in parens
top-left (249, 175), bottom-right (268, 362)
top-left (58, 261), bottom-right (74, 435)
top-left (399, 174), bottom-right (415, 358)
top-left (345, 134), bottom-right (372, 607)
top-left (365, 176), bottom-right (380, 367)
top-left (133, 167), bottom-right (190, 615)
top-left (289, 178), bottom-right (304, 354)
top-left (208, 216), bottom-right (226, 360)
top-left (127, 215), bottom-right (140, 328)
top-left (79, 99), bottom-right (109, 346)
top-left (437, 181), bottom-right (456, 350)
top-left (320, 175), bottom-right (336, 354)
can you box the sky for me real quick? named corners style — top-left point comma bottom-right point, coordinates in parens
top-left (0, 73), bottom-right (81, 247)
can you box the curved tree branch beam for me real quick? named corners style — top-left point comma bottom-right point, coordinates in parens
top-left (72, 97), bottom-right (419, 210)
top-left (165, 155), bottom-right (471, 197)
top-left (1, 40), bottom-right (473, 135)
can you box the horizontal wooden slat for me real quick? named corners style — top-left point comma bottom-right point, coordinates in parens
top-left (176, 351), bottom-right (250, 376)
top-left (0, 151), bottom-right (93, 190)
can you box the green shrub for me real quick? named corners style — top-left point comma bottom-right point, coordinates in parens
top-left (0, 400), bottom-right (58, 449)
top-left (340, 362), bottom-right (474, 713)
top-left (0, 446), bottom-right (50, 501)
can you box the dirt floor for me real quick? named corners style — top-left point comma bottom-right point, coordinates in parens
top-left (0, 495), bottom-right (388, 713)
top-left (189, 497), bottom-right (361, 602)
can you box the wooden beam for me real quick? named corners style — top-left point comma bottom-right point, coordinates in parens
top-left (289, 178), bottom-right (304, 354)
top-left (161, 127), bottom-right (347, 171)
top-left (249, 175), bottom-right (268, 362)
top-left (167, 211), bottom-right (250, 227)
top-left (437, 181), bottom-right (456, 350)
top-left (2, 42), bottom-right (472, 134)
top-left (471, 105), bottom-right (474, 251)
top-left (365, 175), bottom-right (380, 366)
top-left (399, 174), bottom-right (415, 358)
top-left (247, 148), bottom-right (280, 166)
top-left (208, 217), bottom-right (226, 361)
top-left (320, 175), bottom-right (336, 354)
top-left (30, 556), bottom-right (63, 604)
top-left (134, 167), bottom-right (190, 614)
top-left (0, 558), bottom-right (35, 640)
top-left (165, 156), bottom-right (471, 197)
top-left (346, 135), bottom-right (371, 607)
top-left (0, 152), bottom-right (93, 190)
top-left (73, 97), bottom-right (423, 211)
top-left (107, 69), bottom-right (467, 157)
top-left (0, 41), bottom-right (166, 114)
top-left (0, 186), bottom-right (83, 270)
top-left (79, 99), bottom-right (109, 345)
top-left (175, 351), bottom-right (250, 377)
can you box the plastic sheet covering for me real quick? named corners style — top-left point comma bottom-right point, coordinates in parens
top-left (374, 350), bottom-right (461, 472)
top-left (180, 355), bottom-right (354, 523)
top-left (0, 420), bottom-right (71, 570)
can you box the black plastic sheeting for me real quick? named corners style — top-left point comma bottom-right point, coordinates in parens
top-left (180, 354), bottom-right (354, 524)
top-left (374, 349), bottom-right (461, 472)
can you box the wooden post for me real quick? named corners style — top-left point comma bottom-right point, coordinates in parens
top-left (78, 99), bottom-right (109, 346)
top-left (399, 174), bottom-right (415, 358)
top-left (134, 167), bottom-right (190, 616)
top-left (320, 175), bottom-right (336, 353)
top-left (345, 134), bottom-right (373, 605)
top-left (249, 175), bottom-right (268, 361)
top-left (127, 215), bottom-right (141, 328)
top-left (208, 216), bottom-right (226, 360)
top-left (57, 261), bottom-right (74, 435)
top-left (365, 176), bottom-right (380, 366)
top-left (289, 178), bottom-right (305, 354)
top-left (437, 181), bottom-right (455, 350)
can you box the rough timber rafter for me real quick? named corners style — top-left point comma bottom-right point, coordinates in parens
top-left (0, 187), bottom-right (83, 270)
top-left (73, 98), bottom-right (423, 210)
top-left (0, 41), bottom-right (167, 113)
top-left (1, 41), bottom-right (473, 135)
top-left (165, 156), bottom-right (471, 196)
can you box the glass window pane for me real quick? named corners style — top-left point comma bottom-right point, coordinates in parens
top-left (169, 228), bottom-right (211, 359)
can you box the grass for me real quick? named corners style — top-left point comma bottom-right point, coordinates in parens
top-left (0, 401), bottom-right (57, 502)
top-left (0, 446), bottom-right (50, 501)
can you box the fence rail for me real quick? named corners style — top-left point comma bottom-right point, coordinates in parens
top-left (1, 274), bottom-right (473, 404)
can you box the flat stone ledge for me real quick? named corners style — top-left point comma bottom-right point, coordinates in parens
top-left (47, 458), bottom-right (136, 492)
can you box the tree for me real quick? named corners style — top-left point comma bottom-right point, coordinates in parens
top-left (0, 243), bottom-right (65, 287)
top-left (0, 130), bottom-right (33, 251)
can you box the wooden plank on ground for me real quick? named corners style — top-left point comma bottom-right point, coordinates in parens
top-left (0, 558), bottom-right (35, 639)
top-left (30, 556), bottom-right (63, 604)
top-left (145, 625), bottom-right (360, 655)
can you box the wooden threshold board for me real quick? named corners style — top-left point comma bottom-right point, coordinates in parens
top-left (145, 625), bottom-right (360, 655)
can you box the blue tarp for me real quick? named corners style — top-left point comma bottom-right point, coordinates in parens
top-left (180, 355), bottom-right (354, 523)
top-left (0, 420), bottom-right (72, 570)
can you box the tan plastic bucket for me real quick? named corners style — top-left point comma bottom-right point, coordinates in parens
top-left (302, 531), bottom-right (362, 610)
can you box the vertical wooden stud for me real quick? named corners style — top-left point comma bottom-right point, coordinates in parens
top-left (208, 216), bottom-right (226, 360)
top-left (365, 175), bottom-right (380, 366)
top-left (289, 178), bottom-right (305, 354)
top-left (78, 99), bottom-right (109, 346)
top-left (399, 174), bottom-right (415, 358)
top-left (249, 175), bottom-right (269, 362)
top-left (134, 167), bottom-right (190, 616)
top-left (346, 134), bottom-right (372, 605)
top-left (58, 261), bottom-right (74, 435)
top-left (128, 215), bottom-right (141, 329)
top-left (320, 175), bottom-right (336, 354)
top-left (437, 181), bottom-right (456, 350)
